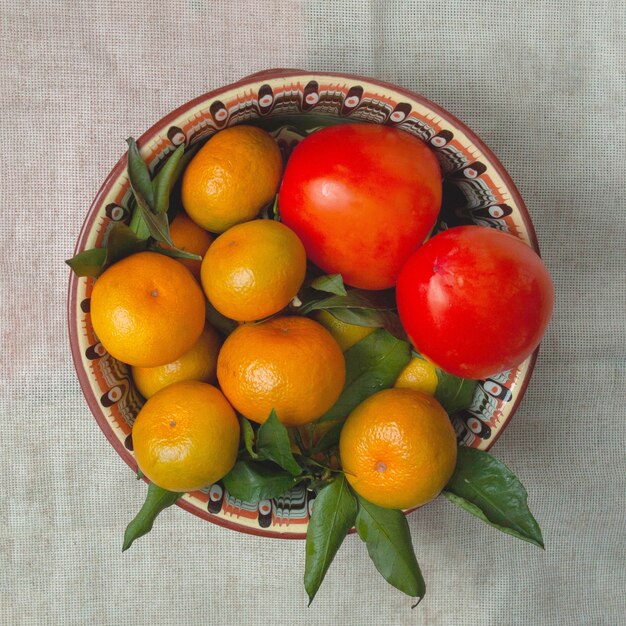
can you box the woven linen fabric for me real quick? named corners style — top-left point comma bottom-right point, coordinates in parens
top-left (1, 1), bottom-right (625, 624)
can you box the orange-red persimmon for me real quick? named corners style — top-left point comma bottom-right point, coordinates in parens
top-left (396, 226), bottom-right (554, 379)
top-left (279, 124), bottom-right (442, 290)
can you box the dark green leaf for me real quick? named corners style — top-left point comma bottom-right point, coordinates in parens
top-left (444, 447), bottom-right (544, 548)
top-left (134, 212), bottom-right (202, 262)
top-left (355, 495), bottom-right (425, 600)
top-left (310, 274), bottom-right (347, 296)
top-left (136, 202), bottom-right (174, 245)
top-left (205, 298), bottom-right (238, 336)
top-left (304, 475), bottom-right (357, 605)
top-left (298, 288), bottom-right (394, 316)
top-left (256, 410), bottom-right (303, 476)
top-left (128, 207), bottom-right (151, 239)
top-left (104, 222), bottom-right (149, 265)
top-left (271, 194), bottom-right (280, 220)
top-left (327, 307), bottom-right (407, 341)
top-left (297, 289), bottom-right (406, 340)
top-left (148, 244), bottom-right (202, 261)
top-left (66, 222), bottom-right (148, 278)
top-left (222, 460), bottom-right (299, 503)
top-left (152, 144), bottom-right (186, 214)
top-left (320, 329), bottom-right (411, 422)
top-left (240, 416), bottom-right (259, 459)
top-left (122, 482), bottom-right (180, 552)
top-left (125, 190), bottom-right (150, 238)
top-left (65, 248), bottom-right (106, 277)
top-left (435, 369), bottom-right (478, 414)
top-left (126, 137), bottom-right (155, 210)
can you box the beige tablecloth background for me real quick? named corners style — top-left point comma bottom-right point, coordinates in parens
top-left (1, 1), bottom-right (625, 624)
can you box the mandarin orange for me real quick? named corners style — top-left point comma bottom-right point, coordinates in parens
top-left (131, 324), bottom-right (222, 398)
top-left (339, 388), bottom-right (457, 509)
top-left (132, 381), bottom-right (239, 492)
top-left (182, 125), bottom-right (282, 233)
top-left (201, 220), bottom-right (306, 322)
top-left (90, 252), bottom-right (205, 367)
top-left (217, 316), bottom-right (345, 426)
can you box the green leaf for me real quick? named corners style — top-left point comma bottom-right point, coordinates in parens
top-left (149, 244), bottom-right (202, 261)
top-left (152, 144), bottom-right (186, 214)
top-left (122, 482), bottom-right (180, 552)
top-left (298, 288), bottom-right (393, 316)
top-left (304, 475), bottom-right (357, 605)
top-left (125, 138), bottom-right (198, 253)
top-left (134, 215), bottom-right (202, 262)
top-left (136, 202), bottom-right (175, 245)
top-left (104, 222), bottom-right (149, 265)
top-left (444, 446), bottom-right (544, 548)
top-left (125, 138), bottom-right (193, 255)
top-left (164, 144), bottom-right (200, 224)
top-left (126, 192), bottom-right (151, 239)
top-left (271, 194), bottom-right (280, 220)
top-left (355, 495), bottom-right (425, 600)
top-left (327, 307), bottom-right (406, 340)
top-left (66, 222), bottom-right (148, 278)
top-left (128, 207), bottom-right (151, 239)
top-left (126, 137), bottom-right (155, 210)
top-left (256, 410), bottom-right (303, 476)
top-left (65, 247), bottom-right (107, 277)
top-left (297, 289), bottom-right (406, 340)
top-left (435, 369), bottom-right (478, 414)
top-left (320, 329), bottom-right (411, 422)
top-left (310, 274), bottom-right (347, 296)
top-left (240, 416), bottom-right (259, 459)
top-left (222, 460), bottom-right (299, 503)
top-left (205, 298), bottom-right (238, 337)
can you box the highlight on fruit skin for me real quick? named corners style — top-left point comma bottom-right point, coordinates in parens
top-left (181, 125), bottom-right (282, 233)
top-left (216, 315), bottom-right (346, 426)
top-left (90, 251), bottom-right (206, 367)
top-left (339, 388), bottom-right (457, 510)
top-left (131, 324), bottom-right (222, 399)
top-left (201, 219), bottom-right (307, 322)
top-left (131, 381), bottom-right (240, 492)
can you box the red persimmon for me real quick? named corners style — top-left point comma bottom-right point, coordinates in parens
top-left (279, 124), bottom-right (442, 290)
top-left (396, 226), bottom-right (554, 379)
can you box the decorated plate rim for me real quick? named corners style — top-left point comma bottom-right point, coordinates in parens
top-left (68, 69), bottom-right (540, 539)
